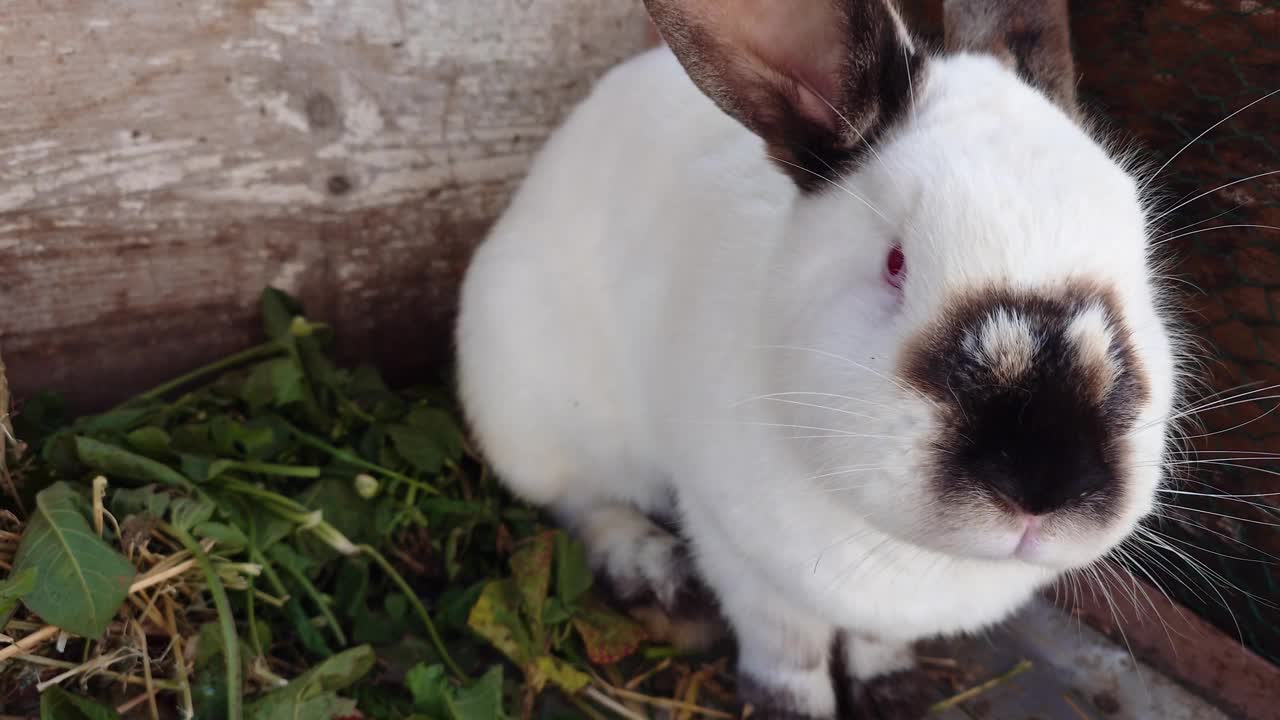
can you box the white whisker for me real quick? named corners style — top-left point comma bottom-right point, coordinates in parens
top-left (1139, 86), bottom-right (1280, 194)
top-left (765, 154), bottom-right (891, 223)
top-left (1153, 222), bottom-right (1280, 248)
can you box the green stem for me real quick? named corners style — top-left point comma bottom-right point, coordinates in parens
top-left (164, 521), bottom-right (243, 720)
top-left (268, 546), bottom-right (348, 646)
top-left (218, 479), bottom-right (309, 512)
top-left (244, 515), bottom-right (265, 658)
top-left (334, 388), bottom-right (377, 424)
top-left (221, 460), bottom-right (321, 479)
top-left (245, 573), bottom-right (262, 658)
top-left (280, 419), bottom-right (439, 495)
top-left (929, 659), bottom-right (1033, 713)
top-left (248, 545), bottom-right (292, 598)
top-left (133, 342), bottom-right (284, 404)
top-left (219, 479), bottom-right (359, 555)
top-left (358, 544), bottom-right (466, 682)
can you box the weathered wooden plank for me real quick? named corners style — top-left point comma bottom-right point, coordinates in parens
top-left (0, 0), bottom-right (651, 408)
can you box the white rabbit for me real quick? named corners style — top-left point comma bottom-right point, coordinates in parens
top-left (456, 0), bottom-right (1183, 716)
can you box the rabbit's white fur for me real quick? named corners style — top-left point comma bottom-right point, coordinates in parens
top-left (458, 43), bottom-right (1174, 717)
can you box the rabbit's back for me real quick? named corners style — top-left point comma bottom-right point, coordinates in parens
top-left (456, 47), bottom-right (794, 511)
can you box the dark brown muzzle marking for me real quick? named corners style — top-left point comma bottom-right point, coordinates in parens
top-left (901, 285), bottom-right (1149, 517)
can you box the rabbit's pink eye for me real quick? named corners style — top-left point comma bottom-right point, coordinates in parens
top-left (886, 246), bottom-right (905, 288)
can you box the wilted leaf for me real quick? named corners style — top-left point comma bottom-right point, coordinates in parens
top-left (533, 656), bottom-right (590, 694)
top-left (11, 482), bottom-right (135, 639)
top-left (571, 597), bottom-right (648, 665)
top-left (0, 567), bottom-right (37, 628)
top-left (39, 686), bottom-right (122, 720)
top-left (468, 580), bottom-right (535, 666)
top-left (245, 645), bottom-right (376, 720)
top-left (510, 531), bottom-right (555, 636)
top-left (74, 436), bottom-right (192, 490)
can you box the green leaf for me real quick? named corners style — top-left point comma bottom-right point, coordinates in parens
top-left (0, 567), bottom-right (37, 629)
top-left (11, 483), bottom-right (136, 639)
top-left (78, 406), bottom-right (153, 435)
top-left (226, 500), bottom-right (294, 553)
top-left (191, 623), bottom-right (231, 720)
top-left (245, 645), bottom-right (376, 720)
top-left (110, 485), bottom-right (171, 520)
top-left (510, 531), bottom-right (555, 638)
top-left (235, 419), bottom-right (282, 459)
top-left (74, 436), bottom-right (193, 489)
top-left (194, 522), bottom-right (248, 553)
top-left (554, 532), bottom-right (592, 607)
top-left (333, 559), bottom-right (369, 619)
top-left (298, 477), bottom-right (376, 547)
top-left (407, 664), bottom-right (507, 720)
top-left (405, 407), bottom-right (465, 463)
top-left (243, 359), bottom-right (305, 412)
top-left (283, 595), bottom-right (332, 657)
top-left (40, 685), bottom-right (123, 720)
top-left (451, 665), bottom-right (506, 720)
top-left (261, 287), bottom-right (304, 340)
top-left (179, 454), bottom-right (214, 483)
top-left (541, 598), bottom-right (572, 626)
top-left (387, 424), bottom-right (445, 474)
top-left (445, 526), bottom-right (466, 580)
top-left (406, 663), bottom-right (452, 717)
top-left (125, 426), bottom-right (171, 456)
top-left (11, 390), bottom-right (67, 447)
top-left (571, 597), bottom-right (648, 665)
top-left (169, 496), bottom-right (216, 533)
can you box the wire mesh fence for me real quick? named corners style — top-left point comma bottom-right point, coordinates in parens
top-left (901, 0), bottom-right (1280, 665)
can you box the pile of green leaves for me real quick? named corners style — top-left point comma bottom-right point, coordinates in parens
top-left (0, 289), bottom-right (667, 720)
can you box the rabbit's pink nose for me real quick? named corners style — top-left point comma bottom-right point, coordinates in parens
top-left (1014, 515), bottom-right (1043, 559)
top-left (885, 245), bottom-right (905, 289)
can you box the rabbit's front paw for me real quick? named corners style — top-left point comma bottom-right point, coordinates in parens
top-left (738, 672), bottom-right (836, 720)
top-left (578, 504), bottom-right (724, 649)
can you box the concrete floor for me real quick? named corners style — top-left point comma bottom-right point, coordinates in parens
top-left (927, 599), bottom-right (1230, 720)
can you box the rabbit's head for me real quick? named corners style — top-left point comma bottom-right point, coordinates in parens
top-left (647, 0), bottom-right (1183, 571)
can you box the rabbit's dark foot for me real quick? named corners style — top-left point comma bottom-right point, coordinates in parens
top-left (846, 669), bottom-right (937, 720)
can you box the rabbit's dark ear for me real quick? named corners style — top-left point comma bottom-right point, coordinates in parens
top-left (944, 0), bottom-right (1079, 116)
top-left (643, 0), bottom-right (925, 192)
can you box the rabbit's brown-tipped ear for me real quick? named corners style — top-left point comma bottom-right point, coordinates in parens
top-left (944, 0), bottom-right (1079, 116)
top-left (644, 0), bottom-right (924, 192)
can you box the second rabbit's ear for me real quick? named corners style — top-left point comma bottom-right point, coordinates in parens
top-left (944, 0), bottom-right (1080, 116)
top-left (644, 0), bottom-right (925, 191)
